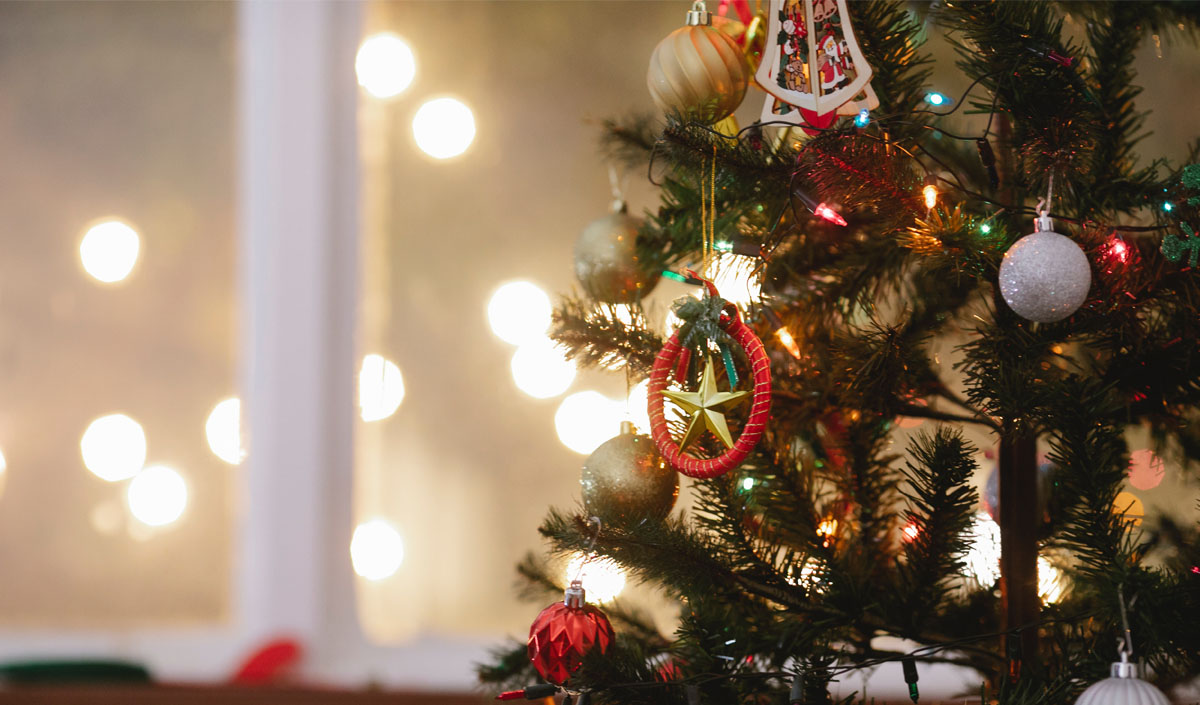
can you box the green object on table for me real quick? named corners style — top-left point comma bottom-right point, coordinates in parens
top-left (0, 659), bottom-right (151, 684)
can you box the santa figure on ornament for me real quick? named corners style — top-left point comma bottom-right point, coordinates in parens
top-left (817, 29), bottom-right (852, 91)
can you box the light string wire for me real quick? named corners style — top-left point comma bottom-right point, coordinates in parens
top-left (546, 609), bottom-right (1101, 700)
top-left (673, 48), bottom-right (1169, 234)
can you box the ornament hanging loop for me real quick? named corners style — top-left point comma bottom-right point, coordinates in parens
top-left (607, 165), bottom-right (627, 214)
top-left (1117, 584), bottom-right (1137, 660)
top-left (686, 0), bottom-right (713, 26)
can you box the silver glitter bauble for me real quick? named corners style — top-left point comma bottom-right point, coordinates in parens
top-left (1075, 658), bottom-right (1169, 705)
top-left (581, 422), bottom-right (678, 522)
top-left (998, 223), bottom-right (1091, 323)
top-left (574, 211), bottom-right (660, 304)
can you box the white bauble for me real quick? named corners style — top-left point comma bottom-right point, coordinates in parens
top-left (999, 227), bottom-right (1091, 323)
top-left (1075, 660), bottom-right (1169, 705)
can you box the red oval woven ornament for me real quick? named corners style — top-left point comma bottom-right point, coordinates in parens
top-left (647, 306), bottom-right (771, 478)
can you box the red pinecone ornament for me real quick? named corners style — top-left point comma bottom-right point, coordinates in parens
top-left (527, 580), bottom-right (615, 685)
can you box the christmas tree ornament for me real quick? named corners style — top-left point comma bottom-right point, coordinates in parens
top-left (647, 1), bottom-right (750, 125)
top-left (754, 0), bottom-right (878, 130)
top-left (663, 356), bottom-right (750, 450)
top-left (648, 279), bottom-right (772, 478)
top-left (527, 580), bottom-right (615, 686)
top-left (581, 421), bottom-right (678, 523)
top-left (998, 211), bottom-right (1091, 323)
top-left (575, 204), bottom-right (660, 304)
top-left (1075, 654), bottom-right (1169, 705)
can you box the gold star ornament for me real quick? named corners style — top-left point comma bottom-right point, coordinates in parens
top-left (662, 356), bottom-right (749, 451)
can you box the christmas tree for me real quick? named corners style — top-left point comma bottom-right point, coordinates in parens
top-left (480, 2), bottom-right (1200, 703)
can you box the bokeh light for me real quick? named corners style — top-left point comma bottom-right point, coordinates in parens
top-left (1037, 556), bottom-right (1065, 604)
top-left (205, 397), bottom-right (245, 465)
top-left (510, 339), bottom-right (576, 399)
top-left (0, 447), bottom-right (6, 499)
top-left (350, 519), bottom-right (405, 581)
top-left (126, 465), bottom-right (188, 527)
top-left (79, 220), bottom-right (140, 283)
top-left (1113, 491), bottom-right (1144, 526)
top-left (708, 254), bottom-right (761, 307)
top-left (963, 511), bottom-right (1002, 588)
top-left (624, 379), bottom-right (652, 433)
top-left (412, 97), bottom-right (475, 159)
top-left (359, 354), bottom-right (405, 422)
top-left (555, 391), bottom-right (624, 455)
top-left (487, 281), bottom-right (552, 345)
top-left (355, 33), bottom-right (416, 99)
top-left (566, 552), bottom-right (626, 604)
top-left (1127, 449), bottom-right (1165, 491)
top-left (80, 413), bottom-right (147, 482)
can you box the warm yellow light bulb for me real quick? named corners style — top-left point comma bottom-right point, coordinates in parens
top-left (922, 183), bottom-right (939, 210)
top-left (775, 327), bottom-right (802, 359)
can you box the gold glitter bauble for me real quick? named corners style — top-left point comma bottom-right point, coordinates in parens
top-left (581, 423), bottom-right (678, 522)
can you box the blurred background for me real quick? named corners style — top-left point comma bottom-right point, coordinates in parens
top-left (0, 0), bottom-right (1196, 699)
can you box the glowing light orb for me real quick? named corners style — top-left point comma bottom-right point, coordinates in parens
top-left (708, 254), bottom-right (761, 307)
top-left (1113, 491), bottom-right (1144, 526)
top-left (566, 552), bottom-right (626, 603)
top-left (350, 519), bottom-right (405, 581)
top-left (80, 414), bottom-right (147, 482)
top-left (355, 33), bottom-right (416, 99)
top-left (554, 391), bottom-right (623, 455)
top-left (0, 447), bottom-right (6, 498)
top-left (925, 92), bottom-right (948, 106)
top-left (624, 379), bottom-right (652, 433)
top-left (741, 477), bottom-right (755, 491)
top-left (1127, 449), bottom-right (1165, 491)
top-left (359, 354), bottom-right (405, 422)
top-left (963, 512), bottom-right (1002, 588)
top-left (205, 397), bottom-right (245, 465)
top-left (126, 465), bottom-right (188, 527)
top-left (1037, 556), bottom-right (1065, 604)
top-left (412, 97), bottom-right (475, 159)
top-left (79, 220), bottom-right (139, 283)
top-left (487, 281), bottom-right (552, 345)
top-left (510, 339), bottom-right (576, 399)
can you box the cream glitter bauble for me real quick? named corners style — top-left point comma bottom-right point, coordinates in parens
top-left (998, 218), bottom-right (1091, 323)
top-left (647, 6), bottom-right (748, 125)
top-left (574, 211), bottom-right (660, 304)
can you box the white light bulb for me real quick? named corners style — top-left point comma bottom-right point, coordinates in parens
top-left (126, 465), bottom-right (188, 527)
top-left (355, 33), bottom-right (416, 99)
top-left (487, 281), bottom-right (552, 345)
top-left (205, 397), bottom-right (245, 465)
top-left (412, 97), bottom-right (476, 159)
top-left (350, 518), bottom-right (405, 581)
top-left (80, 414), bottom-right (147, 482)
top-left (554, 391), bottom-right (624, 455)
top-left (79, 220), bottom-right (140, 283)
top-left (510, 339), bottom-right (576, 399)
top-left (359, 354), bottom-right (405, 422)
top-left (566, 553), bottom-right (626, 603)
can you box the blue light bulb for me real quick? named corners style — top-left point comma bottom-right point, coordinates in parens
top-left (925, 92), bottom-right (948, 106)
top-left (855, 109), bottom-right (870, 127)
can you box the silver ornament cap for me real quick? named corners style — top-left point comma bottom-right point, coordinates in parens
top-left (563, 579), bottom-right (586, 609)
top-left (685, 0), bottom-right (712, 26)
top-left (998, 216), bottom-right (1092, 323)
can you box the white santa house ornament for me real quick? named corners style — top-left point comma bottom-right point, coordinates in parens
top-left (1075, 653), bottom-right (1169, 705)
top-left (755, 0), bottom-right (878, 130)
